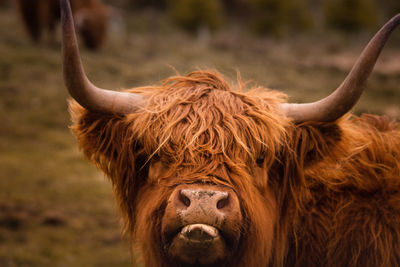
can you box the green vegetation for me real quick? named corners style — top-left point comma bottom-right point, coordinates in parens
top-left (0, 5), bottom-right (399, 267)
top-left (324, 0), bottom-right (378, 32)
top-left (248, 0), bottom-right (290, 36)
top-left (248, 0), bottom-right (313, 36)
top-left (168, 0), bottom-right (224, 33)
top-left (125, 0), bottom-right (399, 35)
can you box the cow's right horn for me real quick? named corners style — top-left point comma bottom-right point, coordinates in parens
top-left (281, 14), bottom-right (400, 123)
top-left (61, 0), bottom-right (145, 114)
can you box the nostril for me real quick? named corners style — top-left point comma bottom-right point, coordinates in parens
top-left (216, 193), bottom-right (230, 210)
top-left (179, 190), bottom-right (191, 207)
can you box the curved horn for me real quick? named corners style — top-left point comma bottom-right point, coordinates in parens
top-left (61, 0), bottom-right (144, 114)
top-left (281, 14), bottom-right (400, 123)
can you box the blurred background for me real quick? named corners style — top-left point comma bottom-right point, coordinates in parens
top-left (0, 0), bottom-right (399, 266)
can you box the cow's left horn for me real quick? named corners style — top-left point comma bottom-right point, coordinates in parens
top-left (61, 0), bottom-right (145, 114)
top-left (281, 14), bottom-right (400, 123)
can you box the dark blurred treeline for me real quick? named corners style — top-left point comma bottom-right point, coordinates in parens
top-left (104, 0), bottom-right (400, 36)
top-left (1, 0), bottom-right (399, 36)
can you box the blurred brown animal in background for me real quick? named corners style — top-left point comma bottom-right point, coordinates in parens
top-left (0, 0), bottom-right (10, 7)
top-left (14, 0), bottom-right (110, 50)
top-left (60, 0), bottom-right (400, 265)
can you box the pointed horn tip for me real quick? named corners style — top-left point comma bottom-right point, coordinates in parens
top-left (60, 0), bottom-right (70, 13)
top-left (282, 14), bottom-right (400, 123)
top-left (60, 0), bottom-right (74, 30)
top-left (387, 13), bottom-right (400, 25)
top-left (386, 13), bottom-right (400, 29)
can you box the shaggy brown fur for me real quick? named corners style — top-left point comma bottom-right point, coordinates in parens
top-left (70, 71), bottom-right (400, 266)
top-left (14, 0), bottom-right (110, 50)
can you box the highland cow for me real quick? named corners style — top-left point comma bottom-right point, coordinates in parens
top-left (15, 0), bottom-right (110, 50)
top-left (60, 0), bottom-right (400, 266)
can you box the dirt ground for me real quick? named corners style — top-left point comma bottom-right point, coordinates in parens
top-left (0, 5), bottom-right (399, 267)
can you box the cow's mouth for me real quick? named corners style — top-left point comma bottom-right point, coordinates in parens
top-left (178, 224), bottom-right (221, 246)
top-left (167, 223), bottom-right (229, 265)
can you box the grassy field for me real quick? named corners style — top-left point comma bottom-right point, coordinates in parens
top-left (0, 6), bottom-right (399, 267)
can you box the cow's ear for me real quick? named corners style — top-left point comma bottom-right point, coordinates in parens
top-left (69, 101), bottom-right (135, 180)
top-left (290, 121), bottom-right (342, 166)
top-left (69, 101), bottom-right (145, 226)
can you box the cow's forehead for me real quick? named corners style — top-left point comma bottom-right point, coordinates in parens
top-left (130, 72), bottom-right (290, 165)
